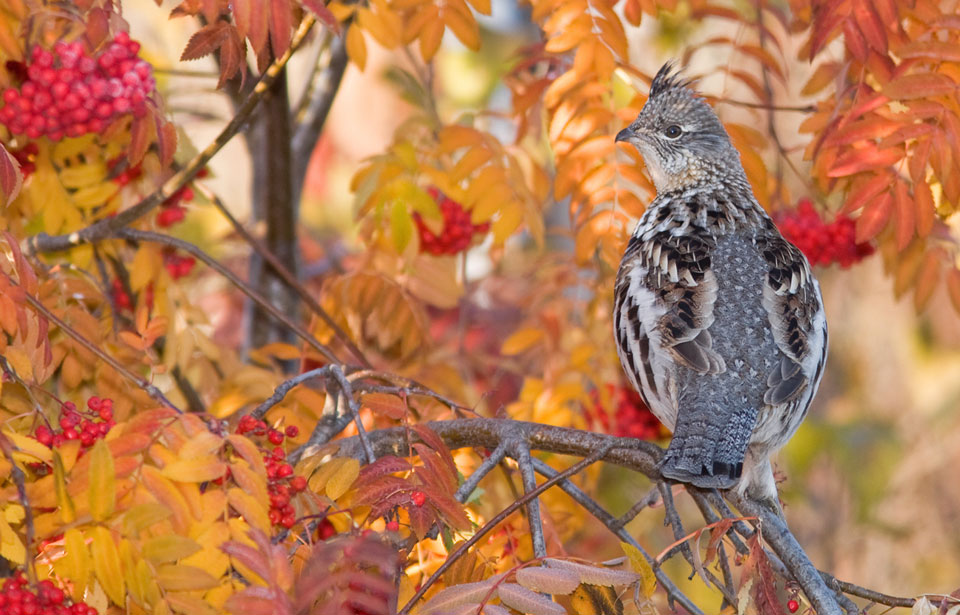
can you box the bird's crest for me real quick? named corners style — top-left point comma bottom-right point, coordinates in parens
top-left (648, 62), bottom-right (696, 100)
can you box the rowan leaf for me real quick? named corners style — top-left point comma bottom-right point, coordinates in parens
top-left (544, 559), bottom-right (639, 586)
top-left (0, 144), bottom-right (22, 205)
top-left (181, 22), bottom-right (233, 61)
top-left (883, 73), bottom-right (957, 100)
top-left (91, 526), bottom-right (126, 606)
top-left (161, 455), bottom-right (229, 483)
top-left (497, 583), bottom-right (566, 615)
top-left (325, 457), bottom-right (360, 499)
top-left (855, 192), bottom-right (893, 243)
top-left (142, 535), bottom-right (203, 564)
top-left (88, 438), bottom-right (116, 522)
top-left (570, 584), bottom-right (623, 615)
top-left (501, 327), bottom-right (544, 355)
top-left (516, 566), bottom-right (581, 595)
top-left (301, 0), bottom-right (342, 34)
top-left (156, 564), bottom-right (220, 591)
top-left (620, 542), bottom-right (656, 598)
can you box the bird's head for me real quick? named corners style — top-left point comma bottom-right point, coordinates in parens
top-left (616, 62), bottom-right (739, 193)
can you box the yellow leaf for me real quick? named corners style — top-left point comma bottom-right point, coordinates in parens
top-left (155, 564), bottom-right (220, 591)
top-left (230, 461), bottom-right (269, 505)
top-left (492, 201), bottom-right (524, 243)
top-left (209, 391), bottom-right (251, 419)
top-left (161, 455), bottom-right (228, 482)
top-left (0, 512), bottom-right (25, 565)
top-left (166, 593), bottom-right (221, 615)
top-left (4, 429), bottom-right (52, 463)
top-left (326, 457), bottom-right (360, 500)
top-left (227, 435), bottom-right (267, 476)
top-left (142, 535), bottom-right (203, 564)
top-left (346, 26), bottom-right (367, 70)
top-left (57, 529), bottom-right (90, 600)
top-left (141, 465), bottom-right (193, 533)
top-left (179, 431), bottom-right (225, 459)
top-left (570, 583), bottom-right (622, 615)
top-left (249, 342), bottom-right (302, 363)
top-left (123, 502), bottom-right (172, 536)
top-left (130, 245), bottom-right (161, 292)
top-left (443, 6), bottom-right (479, 49)
top-left (182, 521), bottom-right (230, 579)
top-left (390, 200), bottom-right (415, 253)
top-left (3, 348), bottom-right (33, 381)
top-left (136, 559), bottom-right (162, 607)
top-left (71, 182), bottom-right (119, 210)
top-left (90, 526), bottom-right (126, 606)
top-left (308, 457), bottom-right (349, 493)
top-left (501, 327), bottom-right (544, 355)
top-left (621, 542), bottom-right (656, 598)
top-left (88, 439), bottom-right (116, 522)
top-left (53, 452), bottom-right (76, 524)
top-left (58, 162), bottom-right (108, 189)
top-left (227, 488), bottom-right (271, 534)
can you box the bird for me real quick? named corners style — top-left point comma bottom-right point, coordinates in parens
top-left (612, 62), bottom-right (828, 508)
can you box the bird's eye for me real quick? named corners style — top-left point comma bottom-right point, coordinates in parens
top-left (664, 125), bottom-right (682, 138)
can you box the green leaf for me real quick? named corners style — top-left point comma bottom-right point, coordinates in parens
top-left (390, 200), bottom-right (414, 253)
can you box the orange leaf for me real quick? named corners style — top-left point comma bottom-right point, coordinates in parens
top-left (892, 181), bottom-right (915, 251)
top-left (900, 40), bottom-right (960, 62)
top-left (501, 327), bottom-right (544, 355)
top-left (883, 73), bottom-right (957, 100)
top-left (345, 26), bottom-right (367, 70)
top-left (855, 192), bottom-right (892, 243)
top-left (853, 0), bottom-right (886, 54)
top-left (913, 249), bottom-right (941, 311)
top-left (840, 172), bottom-right (892, 215)
top-left (161, 455), bottom-right (228, 483)
top-left (361, 392), bottom-right (408, 419)
top-left (181, 22), bottom-right (232, 61)
top-left (828, 146), bottom-right (902, 177)
top-left (914, 180), bottom-right (935, 237)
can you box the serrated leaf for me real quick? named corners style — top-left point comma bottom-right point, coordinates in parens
top-left (0, 513), bottom-right (24, 565)
top-left (326, 457), bottom-right (360, 499)
top-left (421, 576), bottom-right (502, 614)
top-left (884, 73), bottom-right (957, 100)
top-left (361, 393), bottom-right (408, 419)
top-left (181, 22), bottom-right (232, 61)
top-left (53, 452), bottom-right (76, 524)
top-left (302, 0), bottom-right (342, 34)
top-left (390, 199), bottom-right (414, 253)
top-left (156, 564), bottom-right (220, 591)
top-left (88, 438), bottom-right (116, 522)
top-left (142, 535), bottom-right (203, 564)
top-left (620, 542), bottom-right (656, 598)
top-left (571, 584), bottom-right (623, 615)
top-left (516, 566), bottom-right (580, 595)
top-left (0, 143), bottom-right (23, 205)
top-left (497, 583), bottom-right (566, 615)
top-left (91, 526), bottom-right (125, 606)
top-left (58, 529), bottom-right (91, 600)
top-left (161, 455), bottom-right (228, 483)
top-left (544, 559), bottom-right (639, 586)
top-left (228, 487), bottom-right (271, 533)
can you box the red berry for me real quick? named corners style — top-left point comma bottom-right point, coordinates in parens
top-left (411, 491), bottom-right (426, 507)
top-left (284, 425), bottom-right (299, 438)
top-left (385, 520), bottom-right (399, 531)
top-left (268, 430), bottom-right (285, 445)
top-left (317, 519), bottom-right (336, 539)
top-left (289, 476), bottom-right (307, 492)
top-left (276, 464), bottom-right (293, 478)
top-left (787, 599), bottom-right (799, 613)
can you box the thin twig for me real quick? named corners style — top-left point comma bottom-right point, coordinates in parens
top-left (396, 446), bottom-right (611, 615)
top-left (251, 367), bottom-right (332, 419)
top-left (455, 444), bottom-right (507, 502)
top-left (513, 443), bottom-right (547, 558)
top-left (113, 228), bottom-right (340, 364)
top-left (195, 182), bottom-right (370, 367)
top-left (27, 16), bottom-right (316, 254)
top-left (5, 274), bottom-right (183, 413)
top-left (612, 485), bottom-right (661, 530)
top-left (328, 365), bottom-right (375, 464)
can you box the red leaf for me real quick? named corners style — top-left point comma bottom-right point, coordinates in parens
top-left (824, 116), bottom-right (900, 148)
top-left (0, 144), bottom-right (23, 205)
top-left (221, 541), bottom-right (273, 585)
top-left (855, 191), bottom-right (892, 243)
top-left (269, 0), bottom-right (293, 58)
top-left (900, 40), bottom-right (960, 62)
top-left (218, 27), bottom-right (247, 87)
top-left (809, 2), bottom-right (849, 59)
top-left (745, 536), bottom-right (785, 615)
top-left (892, 180), bottom-right (915, 251)
top-left (128, 113), bottom-right (154, 166)
top-left (356, 455), bottom-right (412, 485)
top-left (411, 424), bottom-right (458, 480)
top-left (879, 123), bottom-right (934, 149)
top-left (842, 18), bottom-right (867, 62)
top-left (412, 444), bottom-right (457, 494)
top-left (853, 0), bottom-right (886, 54)
top-left (202, 0), bottom-right (220, 22)
top-left (840, 172), bottom-right (891, 216)
top-left (301, 0), bottom-right (341, 34)
top-left (914, 180), bottom-right (935, 238)
top-left (828, 146), bottom-right (902, 177)
top-left (181, 22), bottom-right (232, 61)
top-left (155, 118), bottom-right (178, 168)
top-left (883, 73), bottom-right (957, 100)
top-left (233, 0), bottom-right (253, 41)
top-left (248, 0), bottom-right (270, 54)
top-left (425, 490), bottom-right (472, 531)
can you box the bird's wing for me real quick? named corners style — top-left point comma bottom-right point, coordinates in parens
top-left (758, 234), bottom-right (828, 406)
top-left (616, 229), bottom-right (725, 379)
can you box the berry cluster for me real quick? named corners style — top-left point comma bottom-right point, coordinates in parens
top-left (0, 572), bottom-right (95, 615)
top-left (0, 33), bottom-right (155, 141)
top-left (163, 249), bottom-right (196, 280)
top-left (775, 199), bottom-right (875, 268)
top-left (107, 157), bottom-right (142, 186)
top-left (589, 384), bottom-right (667, 440)
top-left (33, 397), bottom-right (115, 450)
top-left (413, 187), bottom-right (490, 255)
top-left (156, 185), bottom-right (194, 228)
top-left (235, 416), bottom-right (306, 529)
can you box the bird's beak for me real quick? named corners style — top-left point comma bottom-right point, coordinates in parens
top-left (615, 127), bottom-right (635, 143)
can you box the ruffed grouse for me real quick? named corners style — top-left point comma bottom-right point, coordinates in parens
top-left (613, 63), bottom-right (828, 506)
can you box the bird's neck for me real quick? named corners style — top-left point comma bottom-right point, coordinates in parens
top-left (638, 174), bottom-right (770, 238)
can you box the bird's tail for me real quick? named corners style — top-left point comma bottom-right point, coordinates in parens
top-left (659, 403), bottom-right (757, 489)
